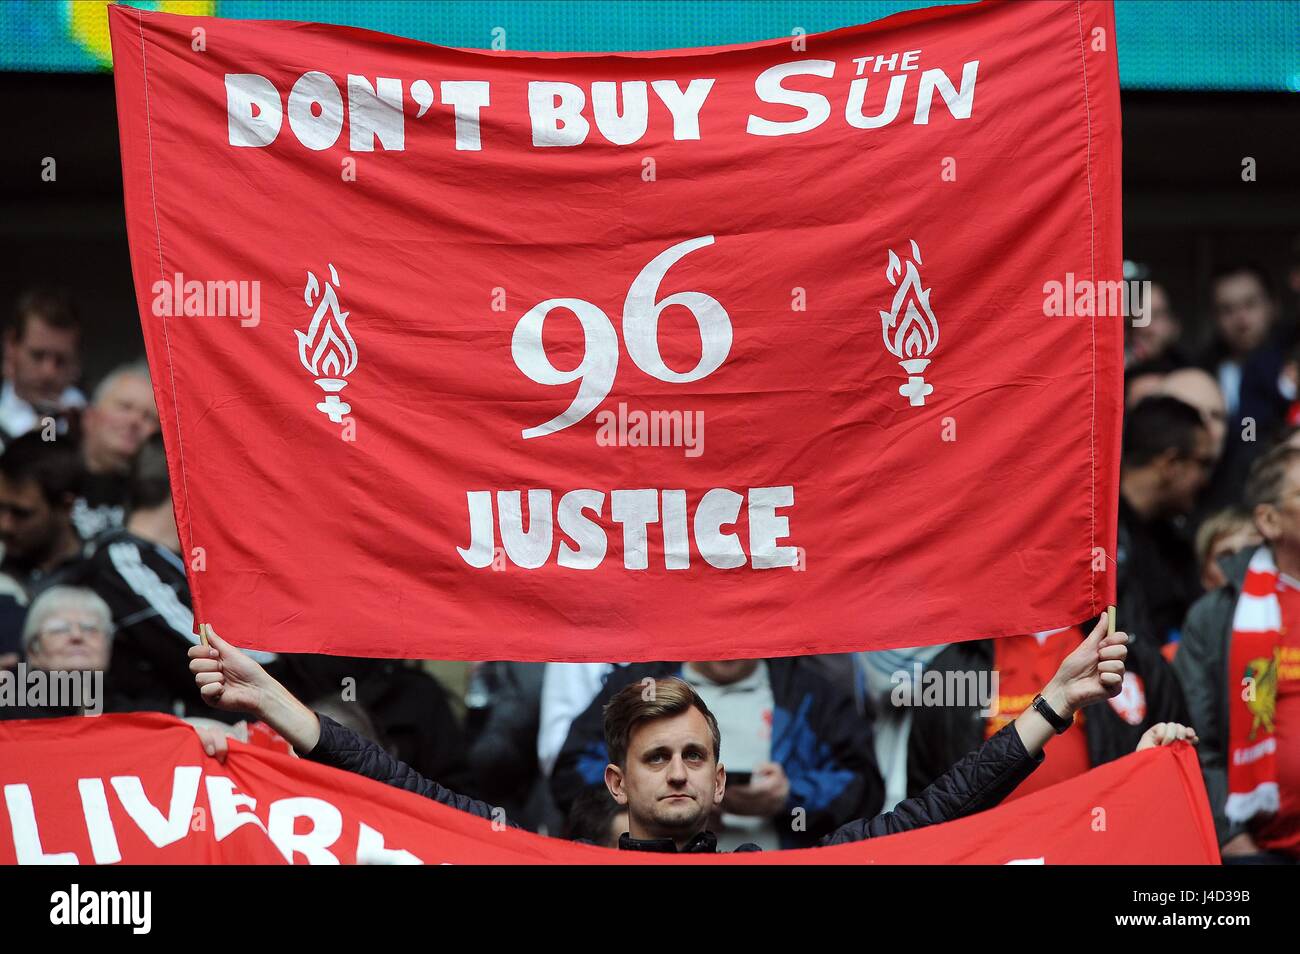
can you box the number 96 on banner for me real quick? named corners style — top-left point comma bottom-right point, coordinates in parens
top-left (511, 235), bottom-right (732, 438)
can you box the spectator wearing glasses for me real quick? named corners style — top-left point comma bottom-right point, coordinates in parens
top-left (0, 585), bottom-right (127, 720)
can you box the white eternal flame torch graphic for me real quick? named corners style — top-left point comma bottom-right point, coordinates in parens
top-left (298, 264), bottom-right (359, 424)
top-left (880, 240), bottom-right (939, 407)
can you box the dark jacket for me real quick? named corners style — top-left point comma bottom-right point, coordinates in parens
top-left (907, 633), bottom-right (1189, 797)
top-left (465, 661), bottom-right (559, 833)
top-left (1195, 336), bottom-right (1292, 517)
top-left (1116, 496), bottom-right (1201, 645)
top-left (275, 655), bottom-right (473, 794)
top-left (1173, 545), bottom-right (1255, 847)
top-left (305, 712), bottom-right (1042, 852)
top-left (549, 660), bottom-right (884, 849)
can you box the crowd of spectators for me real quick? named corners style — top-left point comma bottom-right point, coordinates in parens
top-left (2, 258), bottom-right (1299, 862)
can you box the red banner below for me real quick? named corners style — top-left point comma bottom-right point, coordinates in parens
top-left (109, 0), bottom-right (1123, 660)
top-left (0, 714), bottom-right (1218, 864)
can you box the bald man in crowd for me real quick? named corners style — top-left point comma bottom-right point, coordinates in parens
top-left (1162, 368), bottom-right (1227, 461)
top-left (72, 361), bottom-right (160, 539)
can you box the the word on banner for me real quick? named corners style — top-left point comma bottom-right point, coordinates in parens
top-left (109, 0), bottom-right (1123, 660)
top-left (1, 714), bottom-right (1217, 864)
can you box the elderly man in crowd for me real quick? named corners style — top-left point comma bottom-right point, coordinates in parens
top-left (72, 360), bottom-right (159, 540)
top-left (0, 585), bottom-right (117, 719)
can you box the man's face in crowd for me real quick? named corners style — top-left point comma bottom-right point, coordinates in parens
top-left (605, 707), bottom-right (724, 842)
top-left (27, 608), bottom-right (110, 673)
top-left (1130, 284), bottom-right (1180, 361)
top-left (1163, 426), bottom-right (1215, 515)
top-left (1162, 369), bottom-right (1228, 460)
top-left (1213, 272), bottom-right (1274, 358)
top-left (84, 374), bottom-right (159, 468)
top-left (4, 318), bottom-right (80, 411)
top-left (0, 475), bottom-right (63, 568)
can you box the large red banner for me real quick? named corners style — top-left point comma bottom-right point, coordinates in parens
top-left (108, 0), bottom-right (1122, 661)
top-left (1, 714), bottom-right (1216, 864)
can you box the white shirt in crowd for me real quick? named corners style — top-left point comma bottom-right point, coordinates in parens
top-left (1217, 360), bottom-right (1242, 420)
top-left (537, 663), bottom-right (618, 777)
top-left (0, 380), bottom-right (85, 440)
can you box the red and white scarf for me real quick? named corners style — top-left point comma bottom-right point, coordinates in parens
top-left (1226, 547), bottom-right (1283, 823)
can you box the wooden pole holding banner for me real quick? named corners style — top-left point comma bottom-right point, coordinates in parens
top-left (198, 623), bottom-right (211, 648)
top-left (1106, 605), bottom-right (1116, 638)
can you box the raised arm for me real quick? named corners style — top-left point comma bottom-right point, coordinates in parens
top-left (187, 630), bottom-right (499, 822)
top-left (823, 616), bottom-right (1131, 845)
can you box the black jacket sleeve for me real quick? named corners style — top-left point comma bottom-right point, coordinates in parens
top-left (304, 713), bottom-right (502, 823)
top-left (820, 720), bottom-right (1042, 845)
top-left (468, 663), bottom-right (543, 802)
top-left (1140, 643), bottom-right (1191, 727)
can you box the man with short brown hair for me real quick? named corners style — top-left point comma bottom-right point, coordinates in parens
top-left (599, 675), bottom-right (727, 850)
top-left (603, 675), bottom-right (721, 766)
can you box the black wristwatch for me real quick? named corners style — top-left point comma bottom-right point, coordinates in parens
top-left (1031, 694), bottom-right (1072, 734)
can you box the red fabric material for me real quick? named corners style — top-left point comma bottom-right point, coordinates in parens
top-left (107, 1), bottom-right (1122, 661)
top-left (243, 720), bottom-right (294, 755)
top-left (0, 713), bottom-right (1218, 864)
